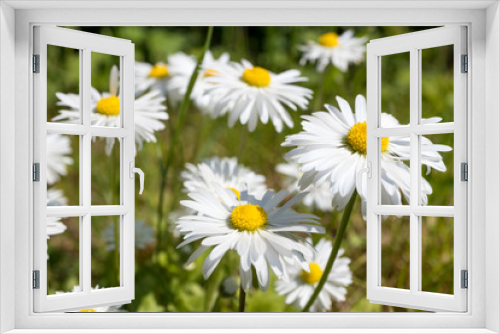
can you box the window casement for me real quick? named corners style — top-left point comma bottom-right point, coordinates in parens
top-left (365, 26), bottom-right (467, 312)
top-left (33, 26), bottom-right (140, 312)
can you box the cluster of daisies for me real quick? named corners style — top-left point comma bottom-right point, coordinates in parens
top-left (176, 157), bottom-right (352, 311)
top-left (46, 29), bottom-right (452, 312)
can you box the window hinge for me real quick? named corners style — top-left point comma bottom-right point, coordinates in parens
top-left (33, 270), bottom-right (40, 289)
top-left (461, 54), bottom-right (468, 73)
top-left (461, 162), bottom-right (468, 181)
top-left (33, 54), bottom-right (40, 73)
top-left (33, 163), bottom-right (40, 182)
top-left (461, 270), bottom-right (468, 289)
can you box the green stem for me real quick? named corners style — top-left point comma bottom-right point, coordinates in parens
top-left (313, 65), bottom-right (331, 111)
top-left (155, 26), bottom-right (214, 252)
top-left (301, 191), bottom-right (357, 312)
top-left (238, 285), bottom-right (246, 312)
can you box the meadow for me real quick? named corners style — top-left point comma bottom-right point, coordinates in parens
top-left (46, 26), bottom-right (454, 312)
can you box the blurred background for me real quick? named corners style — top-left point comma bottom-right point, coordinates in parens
top-left (46, 26), bottom-right (454, 312)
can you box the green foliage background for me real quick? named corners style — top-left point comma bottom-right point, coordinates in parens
top-left (46, 26), bottom-right (455, 312)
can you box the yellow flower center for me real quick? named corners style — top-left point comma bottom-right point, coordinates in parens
top-left (241, 67), bottom-right (271, 88)
top-left (228, 187), bottom-right (241, 200)
top-left (319, 32), bottom-right (340, 47)
top-left (230, 204), bottom-right (267, 232)
top-left (204, 69), bottom-right (219, 77)
top-left (78, 309), bottom-right (97, 312)
top-left (148, 64), bottom-right (169, 78)
top-left (346, 121), bottom-right (389, 155)
top-left (96, 95), bottom-right (120, 116)
top-left (300, 262), bottom-right (323, 285)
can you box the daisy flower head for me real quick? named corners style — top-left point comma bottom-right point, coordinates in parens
top-left (203, 59), bottom-right (313, 132)
top-left (192, 51), bottom-right (231, 116)
top-left (46, 133), bottom-right (73, 185)
top-left (175, 186), bottom-right (325, 292)
top-left (46, 217), bottom-right (67, 240)
top-left (47, 188), bottom-right (68, 207)
top-left (283, 95), bottom-right (451, 217)
top-left (46, 189), bottom-right (68, 259)
top-left (181, 156), bottom-right (267, 200)
top-left (156, 52), bottom-right (197, 106)
top-left (275, 238), bottom-right (352, 312)
top-left (276, 160), bottom-right (334, 212)
top-left (135, 61), bottom-right (171, 97)
top-left (299, 30), bottom-right (367, 72)
top-left (46, 216), bottom-right (66, 259)
top-left (165, 51), bottom-right (231, 115)
top-left (54, 65), bottom-right (168, 155)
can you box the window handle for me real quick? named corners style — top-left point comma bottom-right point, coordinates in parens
top-left (356, 161), bottom-right (372, 191)
top-left (129, 162), bottom-right (145, 195)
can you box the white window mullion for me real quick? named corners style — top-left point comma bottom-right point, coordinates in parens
top-left (121, 46), bottom-right (135, 294)
top-left (409, 48), bottom-right (420, 294)
top-left (366, 48), bottom-right (380, 298)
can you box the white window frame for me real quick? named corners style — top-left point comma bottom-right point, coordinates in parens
top-left (366, 26), bottom-right (468, 312)
top-left (0, 1), bottom-right (499, 333)
top-left (33, 25), bottom-right (136, 312)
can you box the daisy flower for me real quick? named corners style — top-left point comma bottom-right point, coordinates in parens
top-left (165, 51), bottom-right (231, 115)
top-left (175, 186), bottom-right (325, 292)
top-left (135, 61), bottom-right (171, 97)
top-left (299, 30), bottom-right (367, 72)
top-left (275, 238), bottom-right (352, 312)
top-left (46, 133), bottom-right (73, 185)
top-left (204, 60), bottom-right (313, 132)
top-left (283, 95), bottom-right (451, 217)
top-left (135, 53), bottom-right (193, 98)
top-left (54, 65), bottom-right (168, 155)
top-left (47, 188), bottom-right (68, 207)
top-left (46, 216), bottom-right (67, 240)
top-left (46, 189), bottom-right (68, 259)
top-left (276, 161), bottom-right (334, 212)
top-left (181, 156), bottom-right (267, 200)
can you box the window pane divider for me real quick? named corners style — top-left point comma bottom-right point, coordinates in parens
top-left (46, 205), bottom-right (129, 217)
top-left (46, 123), bottom-right (129, 137)
top-left (373, 123), bottom-right (455, 137)
top-left (373, 205), bottom-right (455, 217)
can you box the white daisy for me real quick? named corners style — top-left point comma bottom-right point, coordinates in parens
top-left (181, 157), bottom-right (268, 200)
top-left (176, 186), bottom-right (325, 292)
top-left (136, 51), bottom-right (214, 107)
top-left (46, 216), bottom-right (67, 240)
top-left (204, 60), bottom-right (313, 132)
top-left (299, 30), bottom-right (367, 72)
top-left (283, 95), bottom-right (451, 217)
top-left (135, 61), bottom-right (170, 97)
top-left (46, 133), bottom-right (73, 185)
top-left (54, 65), bottom-right (168, 155)
top-left (275, 238), bottom-right (352, 312)
top-left (47, 187), bottom-right (68, 207)
top-left (167, 51), bottom-right (231, 116)
top-left (46, 188), bottom-right (68, 238)
top-left (276, 161), bottom-right (334, 212)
